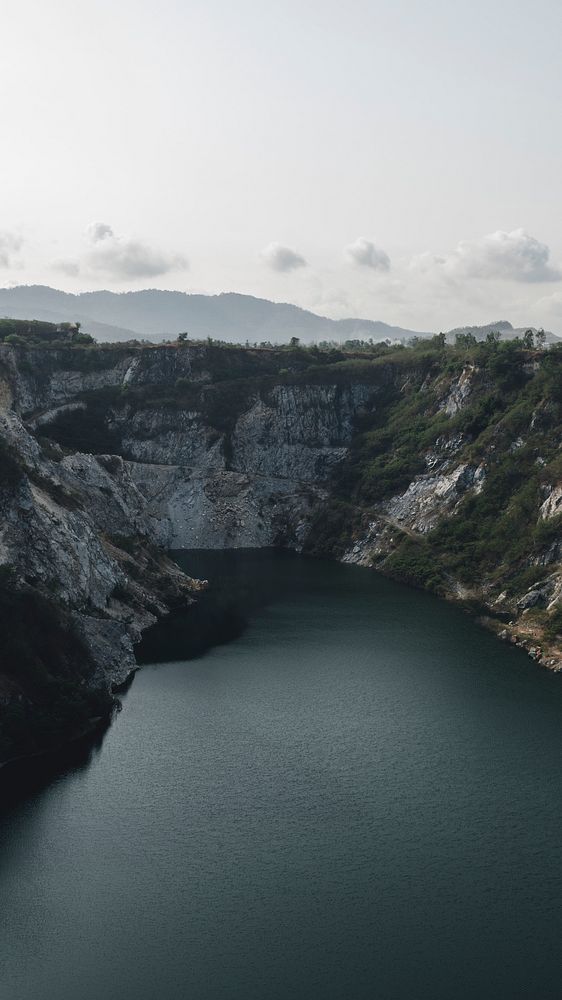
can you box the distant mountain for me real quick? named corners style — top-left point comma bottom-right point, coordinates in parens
top-left (1, 286), bottom-right (557, 348)
top-left (445, 320), bottom-right (560, 345)
top-left (0, 285), bottom-right (428, 344)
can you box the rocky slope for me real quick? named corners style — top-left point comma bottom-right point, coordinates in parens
top-left (0, 335), bottom-right (560, 760)
top-left (306, 348), bottom-right (562, 670)
top-left (0, 354), bottom-right (203, 763)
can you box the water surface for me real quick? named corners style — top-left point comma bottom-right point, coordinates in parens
top-left (2, 551), bottom-right (562, 1000)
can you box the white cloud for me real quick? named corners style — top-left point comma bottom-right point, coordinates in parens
top-left (533, 290), bottom-right (562, 321)
top-left (86, 221), bottom-right (114, 244)
top-left (82, 222), bottom-right (188, 279)
top-left (345, 237), bottom-right (390, 272)
top-left (0, 232), bottom-right (23, 269)
top-left (409, 251), bottom-right (448, 274)
top-left (261, 242), bottom-right (307, 272)
top-left (52, 258), bottom-right (81, 277)
top-left (412, 229), bottom-right (561, 283)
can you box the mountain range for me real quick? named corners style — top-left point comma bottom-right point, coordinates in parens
top-left (0, 285), bottom-right (427, 344)
top-left (0, 285), bottom-right (558, 345)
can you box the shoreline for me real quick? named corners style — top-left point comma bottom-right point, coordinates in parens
top-left (339, 549), bottom-right (562, 672)
top-left (2, 549), bottom-right (560, 773)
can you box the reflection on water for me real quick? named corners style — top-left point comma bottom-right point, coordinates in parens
top-left (3, 551), bottom-right (562, 1000)
top-left (0, 550), bottom-right (305, 806)
top-left (0, 721), bottom-right (110, 814)
top-left (137, 548), bottom-right (309, 664)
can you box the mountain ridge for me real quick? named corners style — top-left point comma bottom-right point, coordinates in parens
top-left (0, 285), bottom-right (429, 344)
top-left (0, 285), bottom-right (559, 347)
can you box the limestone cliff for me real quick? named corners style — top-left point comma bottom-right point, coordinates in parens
top-left (0, 357), bottom-right (202, 763)
top-left (6, 343), bottom-right (378, 550)
top-left (0, 335), bottom-right (560, 760)
top-left (0, 341), bottom-right (380, 761)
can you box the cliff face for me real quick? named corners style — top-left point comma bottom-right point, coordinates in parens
top-left (308, 358), bottom-right (562, 670)
top-left (5, 344), bottom-right (378, 550)
top-left (112, 383), bottom-right (374, 549)
top-left (0, 352), bottom-right (203, 762)
top-left (0, 343), bottom-right (381, 760)
top-left (0, 337), bottom-right (560, 760)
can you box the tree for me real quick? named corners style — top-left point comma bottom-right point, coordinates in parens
top-left (177, 331), bottom-right (189, 343)
top-left (455, 332), bottom-right (477, 350)
top-left (486, 330), bottom-right (501, 347)
top-left (522, 329), bottom-right (535, 349)
top-left (536, 328), bottom-right (547, 349)
top-left (289, 336), bottom-right (300, 348)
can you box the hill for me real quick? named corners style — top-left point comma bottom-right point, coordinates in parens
top-left (0, 285), bottom-right (428, 344)
top-left (445, 320), bottom-right (560, 345)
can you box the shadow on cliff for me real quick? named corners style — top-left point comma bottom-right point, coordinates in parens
top-left (0, 549), bottom-right (314, 811)
top-left (136, 548), bottom-right (306, 665)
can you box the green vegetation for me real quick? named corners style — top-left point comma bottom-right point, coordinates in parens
top-left (307, 338), bottom-right (562, 610)
top-left (544, 605), bottom-right (562, 642)
top-left (384, 537), bottom-right (448, 592)
top-left (0, 318), bottom-right (94, 348)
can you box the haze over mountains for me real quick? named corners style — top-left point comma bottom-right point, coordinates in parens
top-left (0, 285), bottom-right (558, 346)
top-left (0, 286), bottom-right (427, 344)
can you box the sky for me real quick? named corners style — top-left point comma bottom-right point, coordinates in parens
top-left (2, 0), bottom-right (562, 332)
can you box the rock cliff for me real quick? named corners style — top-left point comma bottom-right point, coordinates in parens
top-left (5, 344), bottom-right (378, 550)
top-left (0, 335), bottom-right (560, 760)
top-left (0, 353), bottom-right (204, 762)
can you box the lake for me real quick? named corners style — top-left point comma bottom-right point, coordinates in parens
top-left (2, 550), bottom-right (562, 999)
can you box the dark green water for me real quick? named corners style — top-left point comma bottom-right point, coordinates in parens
top-left (2, 550), bottom-right (562, 1000)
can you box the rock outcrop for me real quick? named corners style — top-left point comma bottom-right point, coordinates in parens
top-left (6, 345), bottom-right (378, 550)
top-left (0, 373), bottom-right (201, 763)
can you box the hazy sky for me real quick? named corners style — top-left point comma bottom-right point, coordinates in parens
top-left (2, 0), bottom-right (562, 331)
